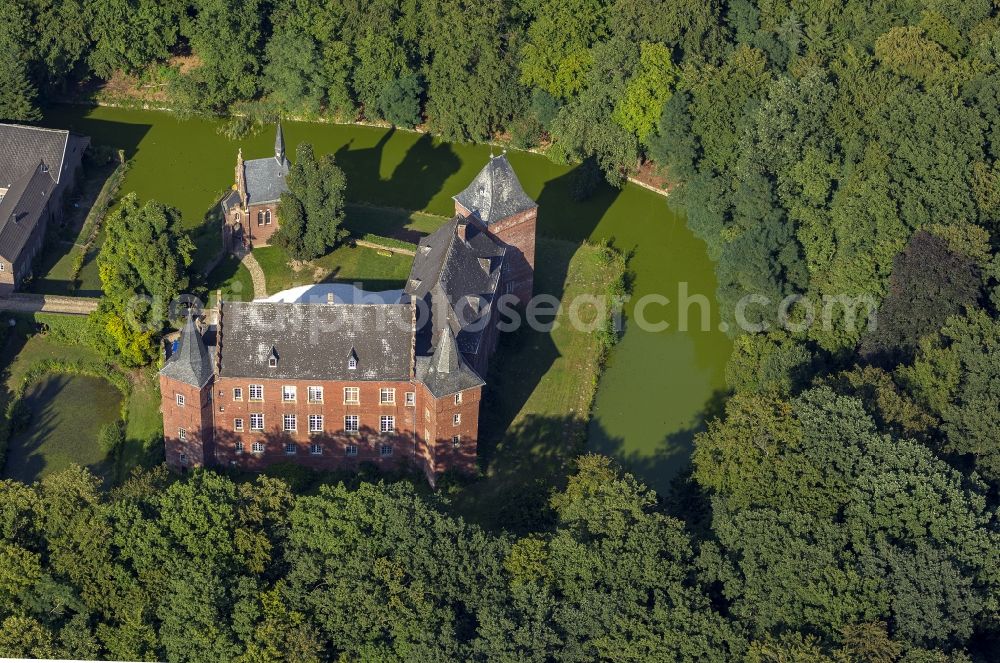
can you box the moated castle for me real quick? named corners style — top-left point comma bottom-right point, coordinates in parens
top-left (160, 133), bottom-right (537, 484)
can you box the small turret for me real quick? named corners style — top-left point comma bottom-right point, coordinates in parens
top-left (275, 122), bottom-right (285, 164)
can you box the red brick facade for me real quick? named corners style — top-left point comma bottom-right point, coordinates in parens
top-left (225, 201), bottom-right (279, 248)
top-left (163, 373), bottom-right (481, 482)
top-left (160, 375), bottom-right (215, 470)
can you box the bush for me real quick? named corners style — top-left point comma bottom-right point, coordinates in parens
top-left (530, 88), bottom-right (560, 130)
top-left (509, 114), bottom-right (544, 149)
top-left (98, 421), bottom-right (125, 455)
top-left (377, 74), bottom-right (423, 128)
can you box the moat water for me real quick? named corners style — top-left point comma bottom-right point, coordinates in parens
top-left (43, 105), bottom-right (731, 494)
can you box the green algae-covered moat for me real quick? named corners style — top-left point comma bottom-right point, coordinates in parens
top-left (42, 105), bottom-right (731, 493)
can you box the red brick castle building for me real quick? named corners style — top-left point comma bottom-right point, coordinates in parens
top-left (161, 153), bottom-right (538, 483)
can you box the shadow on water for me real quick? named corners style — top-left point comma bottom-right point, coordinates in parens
top-left (336, 131), bottom-right (462, 212)
top-left (38, 109), bottom-right (152, 160)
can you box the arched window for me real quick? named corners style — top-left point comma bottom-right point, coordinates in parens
top-left (257, 210), bottom-right (264, 226)
top-left (264, 209), bottom-right (272, 225)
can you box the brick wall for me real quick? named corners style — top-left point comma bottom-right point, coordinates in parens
top-left (420, 384), bottom-right (482, 476)
top-left (456, 202), bottom-right (537, 305)
top-left (159, 373), bottom-right (484, 480)
top-left (161, 375), bottom-right (214, 471)
top-left (211, 377), bottom-right (423, 471)
top-left (247, 203), bottom-right (279, 246)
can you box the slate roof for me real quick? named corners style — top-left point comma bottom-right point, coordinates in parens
top-left (244, 156), bottom-right (289, 205)
top-left (161, 313), bottom-right (215, 388)
top-left (416, 328), bottom-right (485, 398)
top-left (220, 188), bottom-right (241, 212)
top-left (453, 154), bottom-right (537, 226)
top-left (0, 124), bottom-right (70, 188)
top-left (218, 301), bottom-right (413, 381)
top-left (405, 217), bottom-right (505, 355)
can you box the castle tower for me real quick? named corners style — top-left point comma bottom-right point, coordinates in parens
top-left (453, 153), bottom-right (538, 304)
top-left (159, 311), bottom-right (216, 471)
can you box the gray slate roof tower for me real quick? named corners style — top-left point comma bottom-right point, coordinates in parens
top-left (161, 312), bottom-right (215, 388)
top-left (453, 153), bottom-right (537, 226)
top-left (243, 124), bottom-right (290, 205)
top-left (416, 328), bottom-right (485, 397)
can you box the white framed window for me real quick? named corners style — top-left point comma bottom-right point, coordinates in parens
top-left (346, 444), bottom-right (358, 456)
top-left (250, 413), bottom-right (264, 431)
top-left (179, 453), bottom-right (188, 464)
top-left (405, 392), bottom-right (415, 406)
top-left (176, 393), bottom-right (185, 407)
top-left (452, 435), bottom-right (460, 447)
top-left (380, 444), bottom-right (393, 457)
top-left (380, 415), bottom-right (395, 433)
top-left (257, 210), bottom-right (264, 226)
top-left (233, 387), bottom-right (243, 401)
top-left (249, 384), bottom-right (263, 401)
top-left (265, 209), bottom-right (272, 225)
top-left (0, 264), bottom-right (5, 272)
top-left (252, 441), bottom-right (265, 453)
top-left (178, 428), bottom-right (187, 442)
top-left (454, 392), bottom-right (463, 405)
top-left (344, 415), bottom-right (359, 432)
top-left (308, 386), bottom-right (323, 403)
top-left (348, 356), bottom-right (357, 370)
top-left (380, 388), bottom-right (395, 404)
top-left (309, 443), bottom-right (322, 455)
top-left (282, 385), bottom-right (296, 402)
top-left (453, 414), bottom-right (461, 426)
top-left (268, 356), bottom-right (277, 368)
top-left (283, 414), bottom-right (297, 432)
top-left (284, 442), bottom-right (296, 455)
top-left (344, 387), bottom-right (359, 404)
top-left (235, 441), bottom-right (244, 454)
top-left (234, 418), bottom-right (244, 432)
top-left (308, 414), bottom-right (323, 433)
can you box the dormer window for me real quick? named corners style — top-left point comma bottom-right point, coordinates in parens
top-left (268, 347), bottom-right (279, 368)
top-left (347, 349), bottom-right (358, 370)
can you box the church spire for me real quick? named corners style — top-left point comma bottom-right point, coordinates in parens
top-left (275, 122), bottom-right (285, 164)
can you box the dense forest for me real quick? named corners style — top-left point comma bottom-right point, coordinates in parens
top-left (4, 0), bottom-right (1000, 660)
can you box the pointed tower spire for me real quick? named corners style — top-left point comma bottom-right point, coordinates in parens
top-left (432, 328), bottom-right (460, 375)
top-left (275, 122), bottom-right (285, 164)
top-left (160, 310), bottom-right (215, 387)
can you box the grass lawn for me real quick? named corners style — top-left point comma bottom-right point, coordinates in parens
top-left (0, 314), bottom-right (162, 485)
top-left (204, 254), bottom-right (256, 304)
top-left (343, 203), bottom-right (448, 243)
top-left (254, 243), bottom-right (413, 295)
top-left (447, 238), bottom-right (621, 532)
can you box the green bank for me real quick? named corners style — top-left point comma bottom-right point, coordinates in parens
top-left (41, 105), bottom-right (730, 492)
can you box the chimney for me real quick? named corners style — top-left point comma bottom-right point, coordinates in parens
top-left (456, 222), bottom-right (468, 242)
top-left (327, 292), bottom-right (335, 304)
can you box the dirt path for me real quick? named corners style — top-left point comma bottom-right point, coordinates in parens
top-left (240, 252), bottom-right (267, 299)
